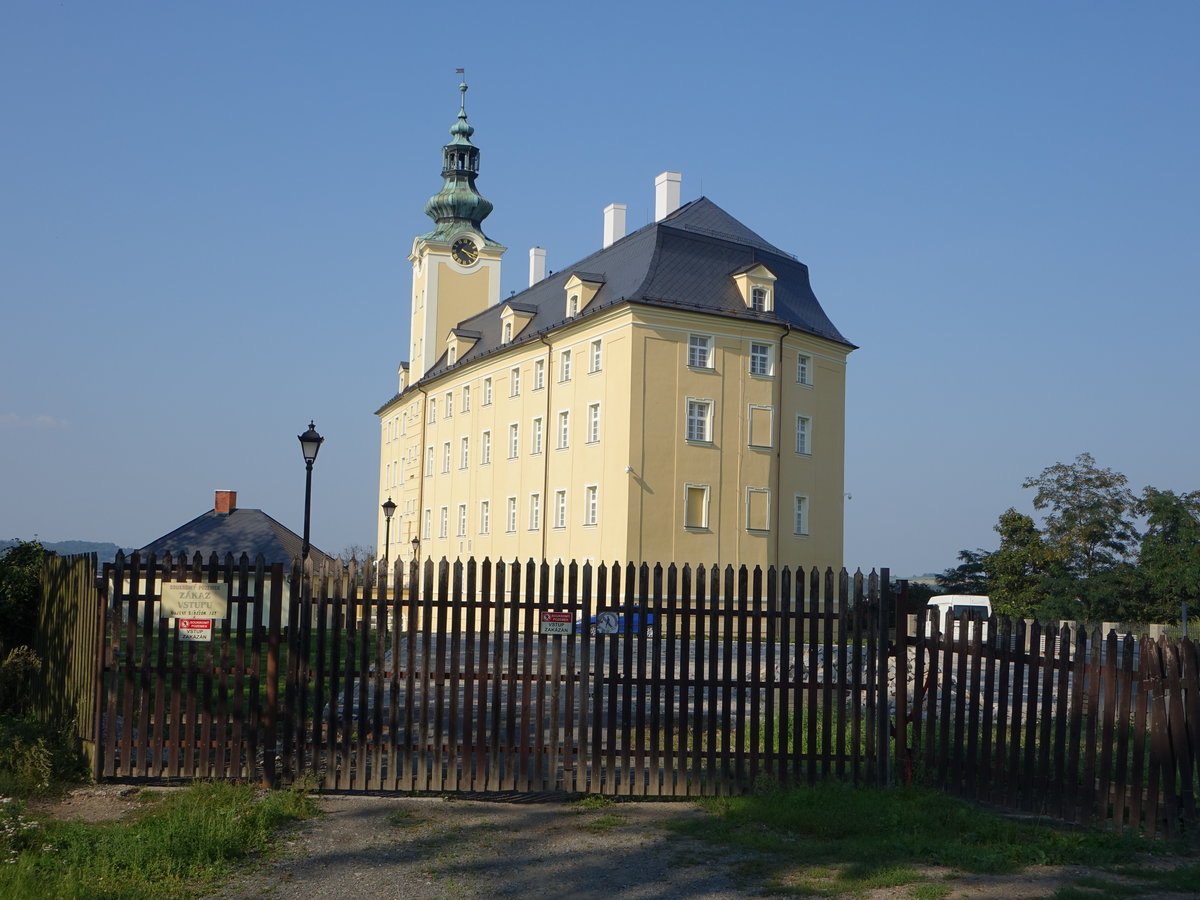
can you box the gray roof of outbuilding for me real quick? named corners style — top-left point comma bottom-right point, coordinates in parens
top-left (381, 197), bottom-right (854, 408)
top-left (139, 508), bottom-right (334, 567)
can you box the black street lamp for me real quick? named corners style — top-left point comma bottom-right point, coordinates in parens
top-left (298, 421), bottom-right (324, 561)
top-left (381, 497), bottom-right (397, 564)
top-left (411, 535), bottom-right (420, 560)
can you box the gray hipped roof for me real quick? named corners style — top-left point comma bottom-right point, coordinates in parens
top-left (139, 508), bottom-right (333, 567)
top-left (386, 197), bottom-right (854, 406)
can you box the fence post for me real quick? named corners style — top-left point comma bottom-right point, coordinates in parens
top-left (877, 568), bottom-right (891, 787)
top-left (262, 562), bottom-right (285, 788)
top-left (894, 578), bottom-right (910, 786)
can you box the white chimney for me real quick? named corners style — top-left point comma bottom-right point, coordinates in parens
top-left (603, 203), bottom-right (627, 248)
top-left (529, 247), bottom-right (546, 286)
top-left (655, 171), bottom-right (681, 221)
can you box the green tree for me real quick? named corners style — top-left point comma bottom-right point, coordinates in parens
top-left (935, 548), bottom-right (990, 595)
top-left (984, 509), bottom-right (1065, 619)
top-left (1133, 487), bottom-right (1200, 624)
top-left (0, 540), bottom-right (49, 656)
top-left (1021, 452), bottom-right (1137, 579)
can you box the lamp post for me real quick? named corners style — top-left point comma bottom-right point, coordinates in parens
top-left (297, 421), bottom-right (324, 561)
top-left (381, 497), bottom-right (396, 564)
top-left (411, 535), bottom-right (420, 561)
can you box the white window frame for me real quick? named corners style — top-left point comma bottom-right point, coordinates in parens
top-left (559, 349), bottom-right (572, 382)
top-left (442, 441), bottom-right (451, 474)
top-left (751, 286), bottom-right (769, 311)
top-left (746, 487), bottom-right (771, 533)
top-left (510, 366), bottom-right (521, 397)
top-left (749, 342), bottom-right (772, 377)
top-left (457, 504), bottom-right (467, 537)
top-left (479, 500), bottom-right (490, 535)
top-left (439, 506), bottom-right (449, 539)
top-left (428, 398), bottom-right (437, 422)
top-left (795, 415), bottom-right (812, 456)
top-left (557, 410), bottom-right (570, 449)
top-left (423, 508), bottom-right (431, 540)
top-left (508, 423), bottom-right (519, 459)
top-left (587, 403), bottom-right (600, 443)
top-left (686, 398), bottom-right (713, 443)
top-left (483, 376), bottom-right (493, 405)
top-left (533, 358), bottom-right (545, 390)
top-left (683, 483), bottom-right (710, 530)
top-left (529, 492), bottom-right (541, 531)
top-left (584, 484), bottom-right (598, 526)
top-left (554, 490), bottom-right (567, 529)
top-left (444, 391), bottom-right (453, 417)
top-left (589, 339), bottom-right (602, 372)
top-left (506, 496), bottom-right (518, 533)
top-left (748, 404), bottom-right (774, 449)
top-left (503, 321), bottom-right (512, 344)
top-left (425, 446), bottom-right (434, 477)
top-left (531, 416), bottom-right (543, 455)
top-left (481, 429), bottom-right (492, 465)
top-left (687, 333), bottom-right (713, 369)
top-left (459, 436), bottom-right (469, 469)
top-left (568, 294), bottom-right (579, 316)
top-left (796, 354), bottom-right (811, 385)
top-left (793, 495), bottom-right (809, 535)
top-left (462, 384), bottom-right (471, 412)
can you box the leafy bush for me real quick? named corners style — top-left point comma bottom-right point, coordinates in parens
top-left (0, 647), bottom-right (39, 717)
top-left (0, 540), bottom-right (48, 657)
top-left (0, 714), bottom-right (88, 797)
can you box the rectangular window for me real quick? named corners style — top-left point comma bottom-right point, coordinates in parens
top-left (684, 484), bottom-right (709, 530)
top-left (748, 405), bottom-right (773, 448)
top-left (688, 334), bottom-right (713, 368)
top-left (587, 403), bottom-right (600, 443)
top-left (462, 384), bottom-right (471, 412)
top-left (560, 349), bottom-right (572, 382)
top-left (442, 441), bottom-right (451, 473)
top-left (584, 485), bottom-right (598, 526)
top-left (428, 398), bottom-right (437, 422)
top-left (506, 497), bottom-right (518, 533)
top-left (423, 508), bottom-right (431, 540)
top-left (589, 339), bottom-right (602, 372)
top-left (444, 391), bottom-right (453, 417)
top-left (796, 355), bottom-right (811, 385)
top-left (749, 342), bottom-right (772, 376)
top-left (425, 446), bottom-right (434, 477)
top-left (557, 410), bottom-right (570, 449)
top-left (795, 416), bottom-right (811, 455)
top-left (483, 376), bottom-right (493, 405)
top-left (793, 495), bottom-right (808, 535)
top-left (439, 507), bottom-right (448, 539)
top-left (508, 423), bottom-right (519, 459)
top-left (554, 490), bottom-right (567, 528)
top-left (533, 358), bottom-right (545, 390)
top-left (481, 429), bottom-right (492, 464)
top-left (531, 416), bottom-right (543, 454)
top-left (686, 399), bottom-right (713, 443)
top-left (457, 504), bottom-right (467, 537)
top-left (746, 488), bottom-right (770, 532)
top-left (529, 493), bottom-right (541, 530)
top-left (459, 436), bottom-right (469, 469)
top-left (480, 500), bottom-right (490, 535)
top-left (751, 286), bottom-right (768, 311)
top-left (510, 367), bottom-right (521, 397)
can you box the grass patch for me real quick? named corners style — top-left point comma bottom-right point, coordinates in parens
top-left (669, 781), bottom-right (1196, 898)
top-left (572, 794), bottom-right (614, 811)
top-left (582, 813), bottom-right (627, 833)
top-left (0, 781), bottom-right (316, 899)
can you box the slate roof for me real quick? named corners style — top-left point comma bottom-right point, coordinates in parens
top-left (380, 196), bottom-right (854, 409)
top-left (139, 508), bottom-right (334, 567)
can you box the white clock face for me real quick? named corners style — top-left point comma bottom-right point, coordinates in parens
top-left (451, 237), bottom-right (479, 266)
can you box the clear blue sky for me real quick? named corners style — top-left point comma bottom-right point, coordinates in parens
top-left (2, 1), bottom-right (1197, 575)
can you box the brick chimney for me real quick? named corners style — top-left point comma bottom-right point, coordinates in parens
top-left (214, 490), bottom-right (237, 515)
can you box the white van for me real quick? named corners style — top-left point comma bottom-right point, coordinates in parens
top-left (926, 595), bottom-right (992, 641)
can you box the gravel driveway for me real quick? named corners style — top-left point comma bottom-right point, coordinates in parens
top-left (204, 793), bottom-right (749, 900)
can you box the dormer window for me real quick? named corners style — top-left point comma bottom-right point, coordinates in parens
top-left (503, 321), bottom-right (512, 344)
top-left (563, 273), bottom-right (605, 318)
top-left (731, 264), bottom-right (777, 313)
top-left (568, 294), bottom-right (579, 316)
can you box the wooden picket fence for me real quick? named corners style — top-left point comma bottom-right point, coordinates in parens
top-left (895, 604), bottom-right (1200, 840)
top-left (91, 552), bottom-right (890, 796)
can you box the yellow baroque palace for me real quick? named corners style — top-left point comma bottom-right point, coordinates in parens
top-left (376, 82), bottom-right (855, 571)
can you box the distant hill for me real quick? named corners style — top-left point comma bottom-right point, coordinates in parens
top-left (0, 539), bottom-right (134, 562)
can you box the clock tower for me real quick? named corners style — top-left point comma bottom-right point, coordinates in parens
top-left (409, 79), bottom-right (506, 378)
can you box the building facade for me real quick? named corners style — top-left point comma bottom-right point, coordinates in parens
top-left (377, 82), bottom-right (855, 571)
